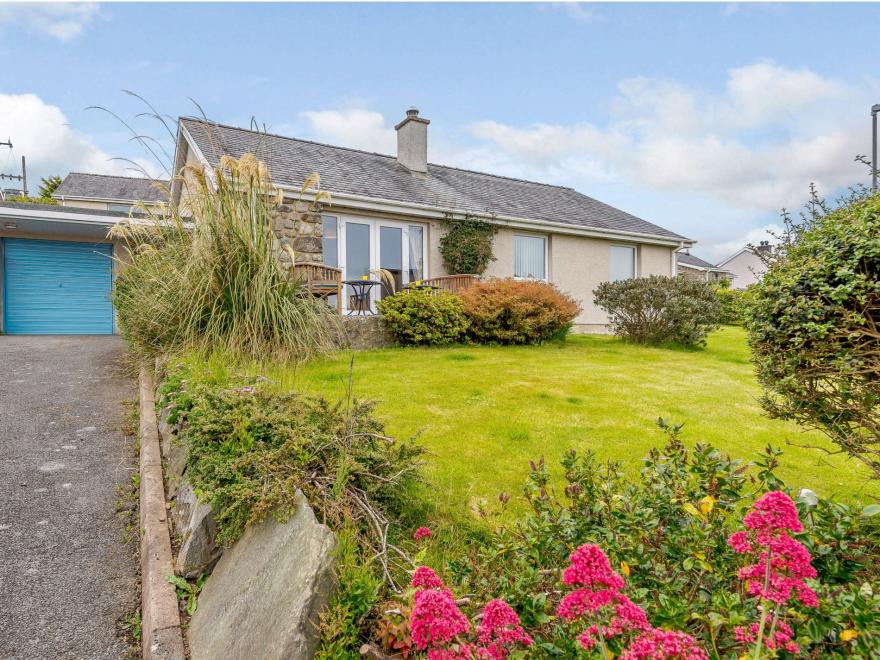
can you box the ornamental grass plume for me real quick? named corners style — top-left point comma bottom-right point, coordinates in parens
top-left (728, 491), bottom-right (819, 658)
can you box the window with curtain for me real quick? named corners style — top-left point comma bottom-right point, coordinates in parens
top-left (514, 235), bottom-right (546, 279)
top-left (610, 245), bottom-right (636, 281)
top-left (321, 215), bottom-right (338, 267)
top-left (408, 225), bottom-right (424, 281)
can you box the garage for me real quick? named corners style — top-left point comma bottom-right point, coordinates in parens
top-left (2, 238), bottom-right (114, 335)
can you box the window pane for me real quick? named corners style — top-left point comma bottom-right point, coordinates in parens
top-left (408, 225), bottom-right (424, 281)
top-left (514, 235), bottom-right (545, 279)
top-left (610, 246), bottom-right (635, 281)
top-left (322, 215), bottom-right (338, 267)
top-left (345, 222), bottom-right (371, 312)
top-left (379, 226), bottom-right (403, 297)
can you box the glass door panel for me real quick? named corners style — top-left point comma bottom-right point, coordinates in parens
top-left (408, 225), bottom-right (424, 282)
top-left (379, 226), bottom-right (403, 297)
top-left (345, 222), bottom-right (371, 312)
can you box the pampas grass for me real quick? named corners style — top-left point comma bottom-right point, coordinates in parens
top-left (111, 154), bottom-right (338, 362)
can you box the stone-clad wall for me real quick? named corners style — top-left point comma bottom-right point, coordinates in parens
top-left (272, 200), bottom-right (323, 269)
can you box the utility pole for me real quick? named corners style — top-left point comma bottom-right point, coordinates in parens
top-left (0, 138), bottom-right (28, 197)
top-left (873, 105), bottom-right (880, 191)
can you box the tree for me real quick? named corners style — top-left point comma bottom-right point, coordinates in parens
top-left (38, 175), bottom-right (63, 199)
top-left (746, 186), bottom-right (880, 479)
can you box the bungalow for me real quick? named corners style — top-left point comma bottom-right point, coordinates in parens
top-left (171, 108), bottom-right (693, 332)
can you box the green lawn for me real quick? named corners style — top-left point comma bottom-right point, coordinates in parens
top-left (239, 327), bottom-right (878, 520)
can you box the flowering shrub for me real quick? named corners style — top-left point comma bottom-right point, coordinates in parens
top-left (459, 279), bottom-right (581, 345)
top-left (728, 491), bottom-right (818, 656)
top-left (430, 423), bottom-right (880, 658)
top-left (409, 567), bottom-right (532, 659)
top-left (378, 289), bottom-right (470, 345)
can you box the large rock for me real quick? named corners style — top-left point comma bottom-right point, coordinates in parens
top-left (188, 494), bottom-right (337, 660)
top-left (173, 482), bottom-right (221, 578)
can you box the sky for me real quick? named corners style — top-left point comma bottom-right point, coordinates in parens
top-left (2, 1), bottom-right (879, 260)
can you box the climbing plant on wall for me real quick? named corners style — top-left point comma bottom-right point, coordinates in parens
top-left (438, 213), bottom-right (498, 275)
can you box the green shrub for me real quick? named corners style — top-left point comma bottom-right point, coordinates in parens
top-left (713, 285), bottom-right (752, 325)
top-left (162, 362), bottom-right (424, 547)
top-left (593, 275), bottom-right (721, 346)
top-left (112, 155), bottom-right (337, 361)
top-left (458, 278), bottom-right (581, 345)
top-left (747, 193), bottom-right (880, 481)
top-left (377, 289), bottom-right (469, 345)
top-left (438, 214), bottom-right (497, 275)
top-left (434, 423), bottom-right (880, 658)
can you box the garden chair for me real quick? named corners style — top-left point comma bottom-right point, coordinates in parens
top-left (292, 263), bottom-right (342, 313)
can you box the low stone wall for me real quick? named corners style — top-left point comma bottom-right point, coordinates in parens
top-left (339, 315), bottom-right (394, 350)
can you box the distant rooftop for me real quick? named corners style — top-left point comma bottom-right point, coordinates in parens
top-left (178, 116), bottom-right (688, 242)
top-left (0, 200), bottom-right (129, 218)
top-left (54, 172), bottom-right (169, 203)
top-left (676, 252), bottom-right (725, 270)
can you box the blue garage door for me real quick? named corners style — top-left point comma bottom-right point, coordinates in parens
top-left (3, 238), bottom-right (114, 334)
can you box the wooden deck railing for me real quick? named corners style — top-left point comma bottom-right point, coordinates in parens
top-left (418, 274), bottom-right (479, 294)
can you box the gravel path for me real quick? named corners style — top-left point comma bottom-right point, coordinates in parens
top-left (0, 336), bottom-right (138, 660)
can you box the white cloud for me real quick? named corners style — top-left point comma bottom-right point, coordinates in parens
top-left (462, 60), bottom-right (870, 213)
top-left (0, 3), bottom-right (99, 41)
top-left (0, 93), bottom-right (153, 189)
top-left (300, 108), bottom-right (396, 154)
top-left (705, 224), bottom-right (782, 262)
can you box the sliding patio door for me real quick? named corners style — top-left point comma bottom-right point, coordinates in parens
top-left (337, 217), bottom-right (426, 313)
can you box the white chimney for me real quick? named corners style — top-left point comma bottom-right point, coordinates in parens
top-left (395, 107), bottom-right (430, 173)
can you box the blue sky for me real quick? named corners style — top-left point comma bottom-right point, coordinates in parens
top-left (2, 2), bottom-right (879, 259)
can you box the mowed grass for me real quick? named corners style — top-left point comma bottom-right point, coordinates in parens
top-left (201, 327), bottom-right (879, 521)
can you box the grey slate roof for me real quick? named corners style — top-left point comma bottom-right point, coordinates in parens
top-left (0, 200), bottom-right (129, 218)
top-left (676, 252), bottom-right (724, 270)
top-left (53, 172), bottom-right (169, 203)
top-left (180, 117), bottom-right (687, 241)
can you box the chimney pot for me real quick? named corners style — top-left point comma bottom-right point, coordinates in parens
top-left (395, 107), bottom-right (430, 173)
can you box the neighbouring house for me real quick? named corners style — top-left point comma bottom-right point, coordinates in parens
top-left (0, 174), bottom-right (167, 334)
top-left (53, 172), bottom-right (169, 214)
top-left (171, 108), bottom-right (693, 332)
top-left (675, 251), bottom-right (732, 284)
top-left (717, 241), bottom-right (772, 290)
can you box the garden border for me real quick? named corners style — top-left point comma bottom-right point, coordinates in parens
top-left (139, 365), bottom-right (186, 660)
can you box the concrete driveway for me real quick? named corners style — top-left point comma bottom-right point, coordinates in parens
top-left (0, 336), bottom-right (138, 660)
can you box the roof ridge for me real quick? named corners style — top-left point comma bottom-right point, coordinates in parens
top-left (65, 172), bottom-right (169, 182)
top-left (179, 116), bottom-right (572, 191)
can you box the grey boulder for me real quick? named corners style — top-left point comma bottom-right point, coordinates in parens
top-left (173, 482), bottom-right (221, 579)
top-left (188, 493), bottom-right (337, 660)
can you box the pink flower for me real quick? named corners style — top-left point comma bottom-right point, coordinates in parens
top-left (621, 628), bottom-right (709, 660)
top-left (727, 531), bottom-right (751, 554)
top-left (743, 491), bottom-right (803, 533)
top-left (411, 588), bottom-right (471, 650)
top-left (476, 599), bottom-right (533, 659)
top-left (563, 544), bottom-right (626, 590)
top-left (734, 621), bottom-right (798, 654)
top-left (413, 566), bottom-right (446, 590)
top-left (414, 526), bottom-right (433, 542)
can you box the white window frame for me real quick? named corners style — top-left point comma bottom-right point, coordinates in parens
top-left (513, 232), bottom-right (548, 281)
top-left (609, 244), bottom-right (637, 281)
top-left (333, 215), bottom-right (429, 313)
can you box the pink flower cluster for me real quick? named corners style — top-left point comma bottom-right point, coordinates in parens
top-left (557, 544), bottom-right (706, 658)
top-left (621, 628), bottom-right (710, 660)
top-left (727, 491), bottom-right (818, 607)
top-left (728, 491), bottom-right (819, 656)
top-left (410, 567), bottom-right (532, 660)
top-left (414, 526), bottom-right (433, 542)
top-left (735, 621), bottom-right (798, 655)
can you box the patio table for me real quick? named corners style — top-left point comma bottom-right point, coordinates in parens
top-left (344, 279), bottom-right (382, 316)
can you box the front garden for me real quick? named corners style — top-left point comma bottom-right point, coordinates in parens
top-left (115, 154), bottom-right (880, 658)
